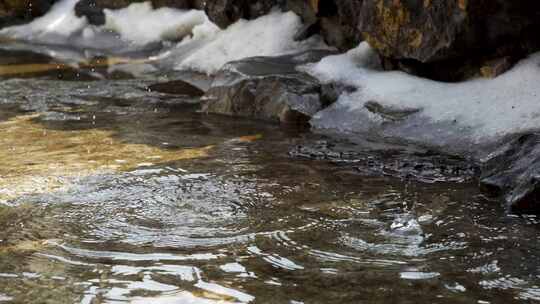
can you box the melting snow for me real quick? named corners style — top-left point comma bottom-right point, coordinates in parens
top-left (302, 43), bottom-right (540, 151)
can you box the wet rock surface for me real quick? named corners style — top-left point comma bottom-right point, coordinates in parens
top-left (480, 133), bottom-right (540, 213)
top-left (200, 0), bottom-right (276, 29)
top-left (201, 50), bottom-right (335, 124)
top-left (197, 0), bottom-right (540, 78)
top-left (147, 79), bottom-right (205, 96)
top-left (290, 140), bottom-right (479, 183)
top-left (201, 0), bottom-right (363, 50)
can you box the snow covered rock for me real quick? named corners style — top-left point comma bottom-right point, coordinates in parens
top-left (201, 50), bottom-right (336, 124)
top-left (481, 133), bottom-right (540, 212)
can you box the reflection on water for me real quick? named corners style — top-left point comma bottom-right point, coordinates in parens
top-left (0, 114), bottom-right (213, 202)
top-left (0, 52), bottom-right (539, 304)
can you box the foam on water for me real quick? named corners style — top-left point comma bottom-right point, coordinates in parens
top-left (302, 42), bottom-right (540, 151)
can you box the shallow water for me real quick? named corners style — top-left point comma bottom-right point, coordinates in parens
top-left (0, 50), bottom-right (539, 304)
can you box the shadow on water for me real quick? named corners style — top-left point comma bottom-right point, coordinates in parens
top-left (0, 48), bottom-right (539, 304)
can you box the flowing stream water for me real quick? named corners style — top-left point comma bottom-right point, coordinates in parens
top-left (0, 46), bottom-right (539, 304)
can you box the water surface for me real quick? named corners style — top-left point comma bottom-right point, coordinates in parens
top-left (0, 50), bottom-right (539, 304)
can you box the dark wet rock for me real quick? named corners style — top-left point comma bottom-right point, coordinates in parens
top-left (201, 50), bottom-right (335, 124)
top-left (147, 79), bottom-right (205, 96)
top-left (320, 83), bottom-right (356, 108)
top-left (201, 0), bottom-right (276, 29)
top-left (364, 101), bottom-right (420, 122)
top-left (480, 133), bottom-right (540, 213)
top-left (480, 57), bottom-right (512, 79)
top-left (311, 0), bottom-right (363, 50)
top-left (0, 0), bottom-right (56, 27)
top-left (358, 0), bottom-right (540, 81)
top-left (273, 0), bottom-right (364, 50)
top-left (200, 0), bottom-right (363, 50)
top-left (290, 140), bottom-right (479, 183)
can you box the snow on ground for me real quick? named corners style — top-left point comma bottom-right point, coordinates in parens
top-left (0, 0), bottom-right (328, 74)
top-left (174, 10), bottom-right (328, 74)
top-left (301, 43), bottom-right (540, 151)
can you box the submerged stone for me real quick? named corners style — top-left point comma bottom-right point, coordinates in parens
top-left (0, 0), bottom-right (55, 27)
top-left (147, 79), bottom-right (205, 96)
top-left (201, 50), bottom-right (335, 125)
top-left (75, 0), bottom-right (195, 25)
top-left (364, 101), bottom-right (420, 122)
top-left (290, 140), bottom-right (479, 184)
top-left (480, 133), bottom-right (540, 213)
top-left (359, 0), bottom-right (540, 81)
top-left (201, 0), bottom-right (276, 29)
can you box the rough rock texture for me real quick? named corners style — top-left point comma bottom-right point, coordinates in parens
top-left (201, 0), bottom-right (277, 28)
top-left (290, 140), bottom-right (479, 183)
top-left (313, 0), bottom-right (363, 51)
top-left (480, 134), bottom-right (540, 213)
top-left (0, 0), bottom-right (55, 27)
top-left (201, 50), bottom-right (336, 124)
top-left (358, 0), bottom-right (540, 81)
top-left (201, 0), bottom-right (363, 51)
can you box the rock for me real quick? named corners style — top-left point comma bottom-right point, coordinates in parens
top-left (201, 0), bottom-right (277, 29)
top-left (358, 0), bottom-right (540, 81)
top-left (147, 79), bottom-right (205, 96)
top-left (312, 0), bottom-right (363, 50)
top-left (200, 0), bottom-right (363, 51)
top-left (480, 133), bottom-right (540, 213)
top-left (0, 0), bottom-right (56, 27)
top-left (201, 50), bottom-right (335, 124)
top-left (364, 101), bottom-right (420, 122)
top-left (480, 57), bottom-right (512, 79)
top-left (75, 0), bottom-right (195, 25)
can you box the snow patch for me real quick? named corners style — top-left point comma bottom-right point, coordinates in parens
top-left (302, 42), bottom-right (540, 151)
top-left (175, 10), bottom-right (329, 74)
top-left (0, 0), bottom-right (328, 76)
top-left (103, 2), bottom-right (210, 45)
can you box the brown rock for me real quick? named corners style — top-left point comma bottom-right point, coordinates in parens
top-left (480, 57), bottom-right (512, 79)
top-left (480, 133), bottom-right (540, 213)
top-left (358, 0), bottom-right (540, 81)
